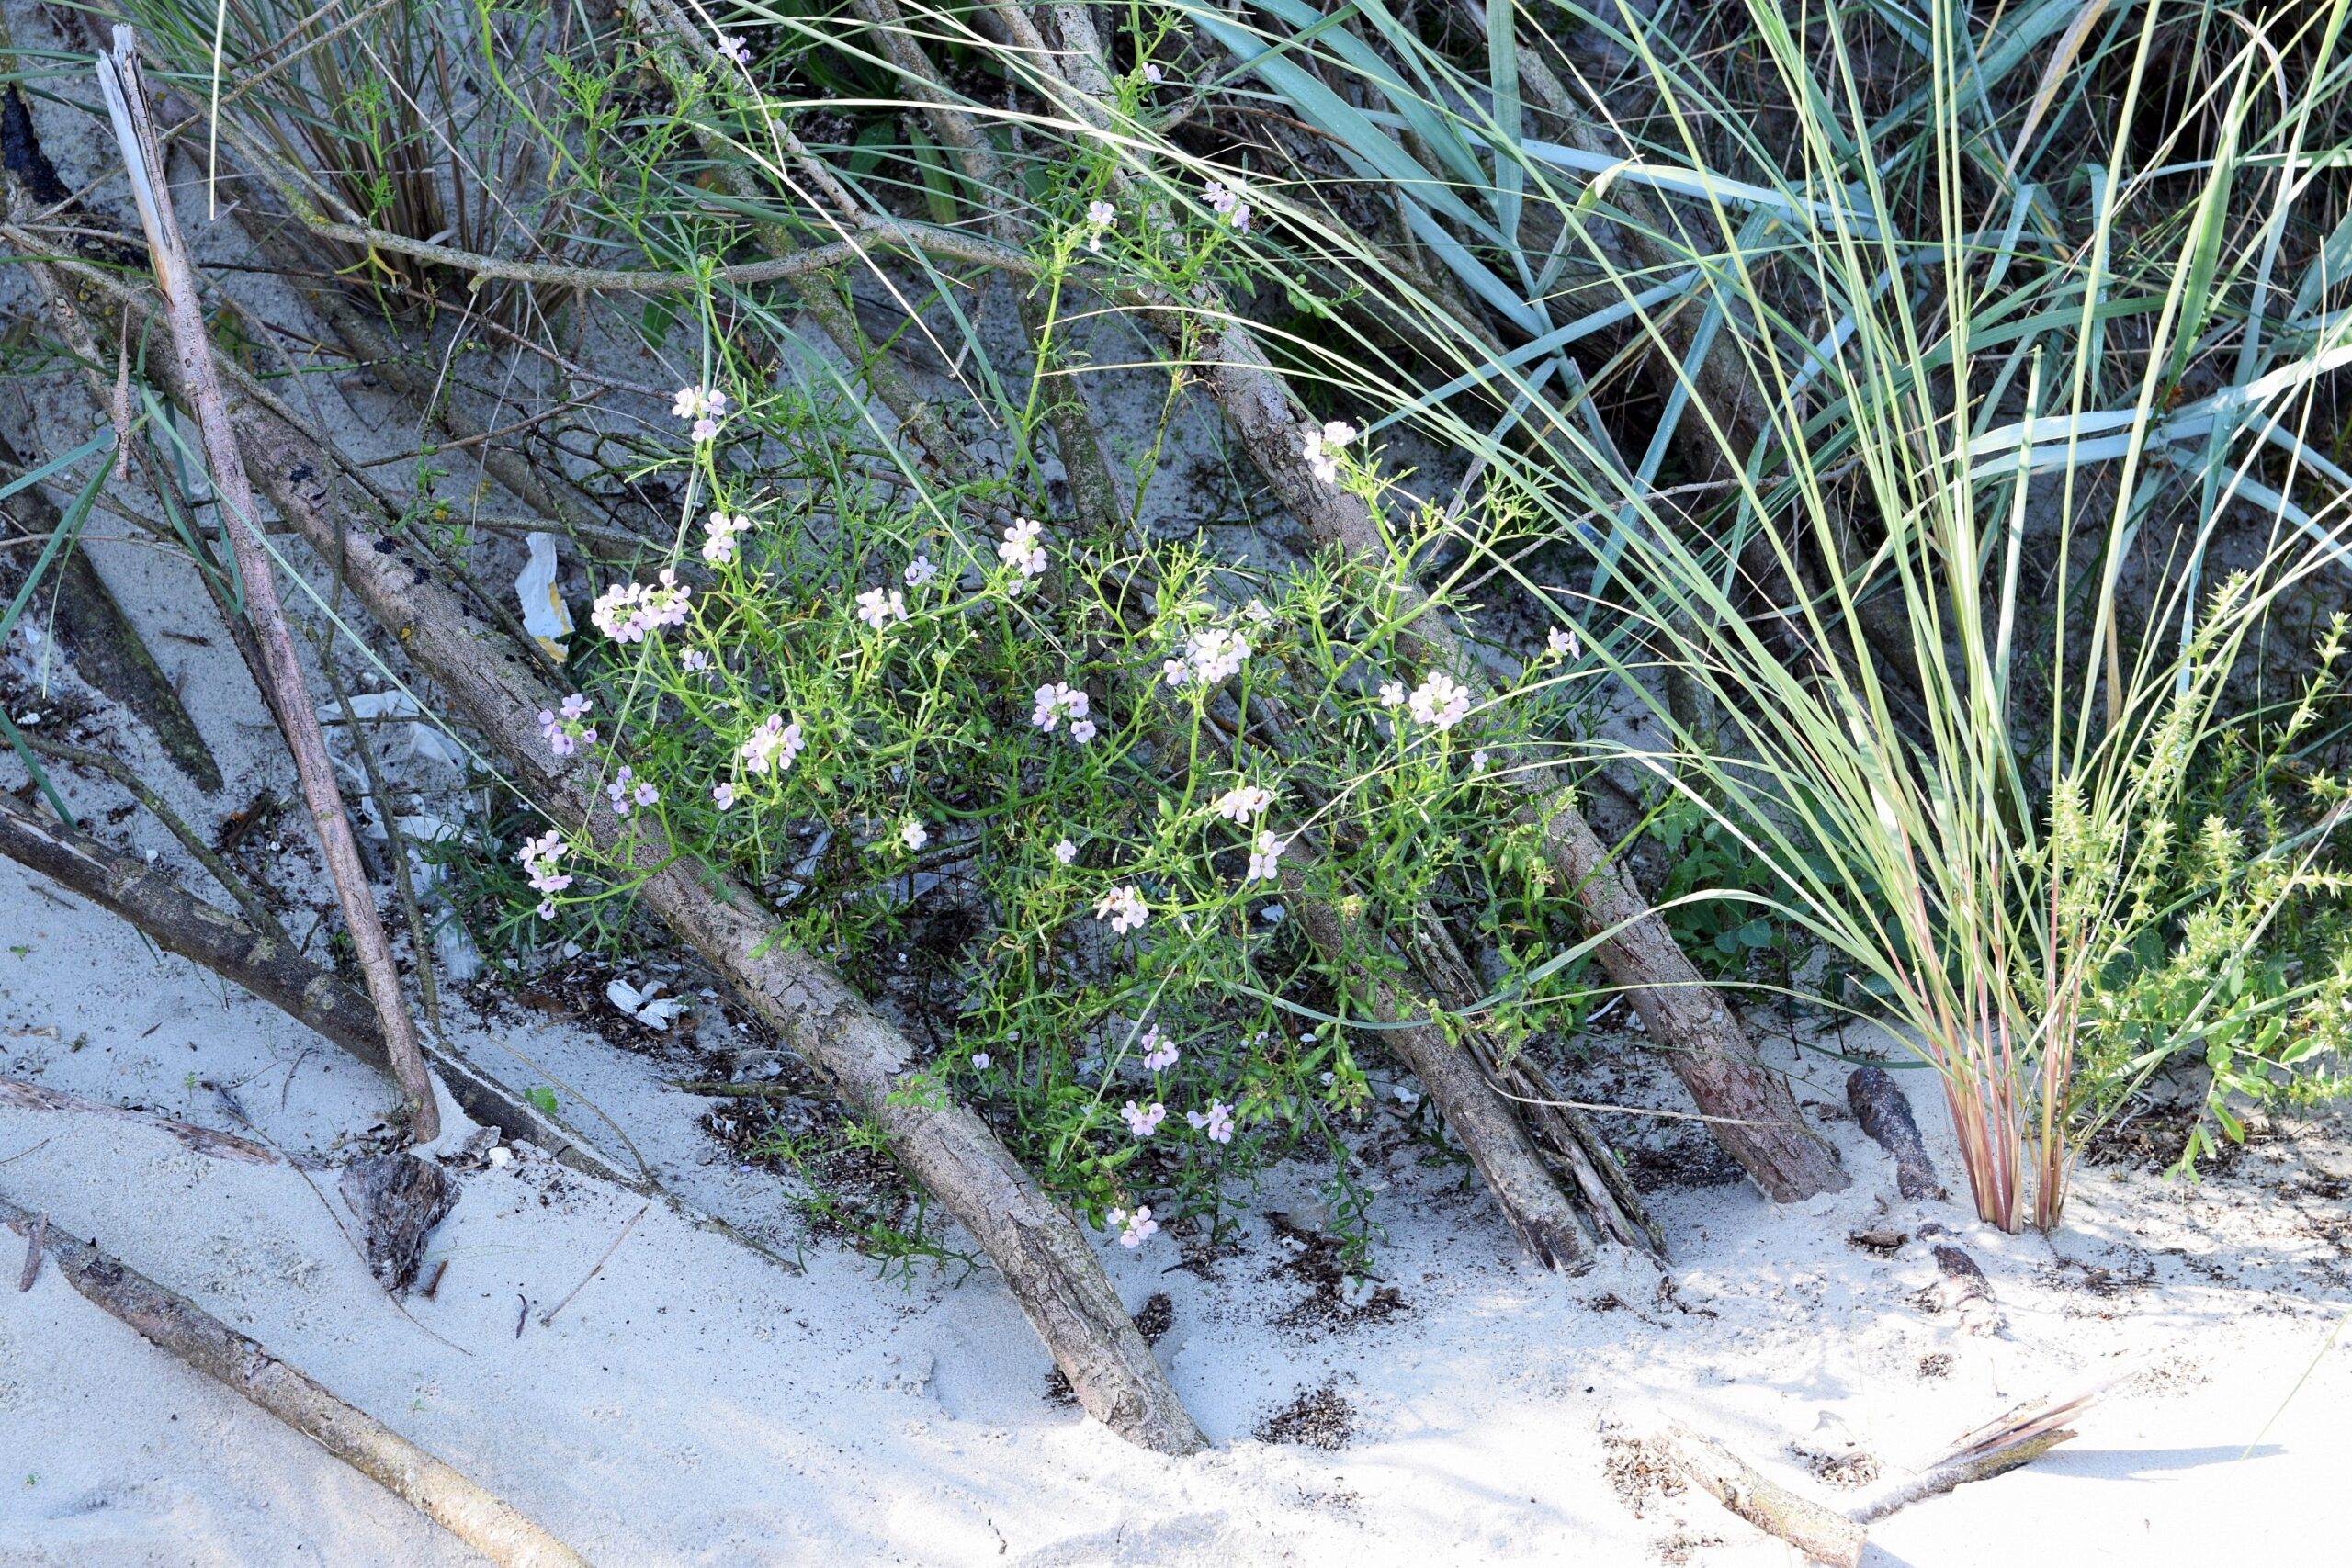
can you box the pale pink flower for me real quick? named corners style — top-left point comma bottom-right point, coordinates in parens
top-left (1547, 626), bottom-right (1579, 660)
top-left (671, 386), bottom-right (724, 420)
top-left (1052, 838), bottom-right (1078, 865)
top-left (1120, 1100), bottom-right (1167, 1137)
top-left (1094, 885), bottom-right (1148, 933)
top-left (1408, 671), bottom-right (1472, 730)
top-left (1141, 1026), bottom-right (1179, 1072)
top-left (1069, 717), bottom-right (1097, 745)
top-left (740, 714), bottom-right (805, 774)
top-left (998, 517), bottom-right (1047, 579)
top-left (701, 511), bottom-right (752, 565)
top-left (1187, 1100), bottom-right (1235, 1144)
top-left (1031, 682), bottom-right (1091, 733)
top-left (718, 33), bottom-right (752, 65)
top-left (1471, 750), bottom-right (1490, 773)
top-left (856, 587), bottom-right (907, 629)
top-left (712, 781), bottom-right (737, 809)
top-left (1246, 830), bottom-right (1284, 883)
top-left (691, 416), bottom-right (720, 444)
top-left (1212, 784), bottom-right (1272, 822)
top-left (904, 554), bottom-right (938, 588)
top-left (971, 1051), bottom-right (991, 1070)
top-left (1104, 1205), bottom-right (1158, 1247)
top-left (1303, 419), bottom-right (1358, 484)
top-left (1142, 62), bottom-right (1163, 85)
top-left (1378, 680), bottom-right (1406, 707)
top-left (900, 819), bottom-right (929, 852)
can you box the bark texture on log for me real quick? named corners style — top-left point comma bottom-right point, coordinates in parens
top-left (1847, 1066), bottom-right (1947, 1201)
top-left (1283, 853), bottom-right (1597, 1273)
top-left (1655, 1421), bottom-right (1868, 1568)
top-left (0, 1194), bottom-right (595, 1568)
top-left (96, 36), bottom-right (439, 1142)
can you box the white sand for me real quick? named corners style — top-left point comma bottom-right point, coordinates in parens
top-left (0, 19), bottom-right (2346, 1559)
top-left (2, 816), bottom-right (2346, 1568)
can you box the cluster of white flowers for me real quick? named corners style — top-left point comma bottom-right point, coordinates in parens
top-left (1084, 199), bottom-right (1116, 254)
top-left (903, 554), bottom-right (938, 589)
top-left (1141, 1026), bottom-right (1179, 1072)
top-left (1104, 1204), bottom-right (1159, 1247)
top-left (518, 831), bottom-right (571, 920)
top-left (1547, 625), bottom-right (1580, 660)
top-left (740, 713), bottom-right (804, 775)
top-left (672, 386), bottom-right (726, 444)
top-left (1246, 830), bottom-right (1285, 883)
top-left (1212, 783), bottom-right (1273, 822)
top-left (537, 693), bottom-right (594, 758)
top-left (1301, 419), bottom-right (1358, 484)
top-left (1094, 885), bottom-right (1148, 933)
top-left (1031, 682), bottom-right (1096, 743)
top-left (855, 587), bottom-right (907, 630)
top-left (998, 517), bottom-right (1047, 582)
top-left (1162, 626), bottom-right (1250, 689)
top-left (606, 764), bottom-right (659, 818)
top-left (591, 570), bottom-right (691, 642)
top-left (1408, 671), bottom-right (1473, 730)
top-left (1120, 1100), bottom-right (1167, 1137)
top-left (701, 511), bottom-right (753, 566)
top-left (1186, 1099), bottom-right (1236, 1144)
top-left (1201, 179), bottom-right (1252, 233)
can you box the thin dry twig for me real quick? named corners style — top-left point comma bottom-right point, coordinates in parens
top-left (538, 1202), bottom-right (650, 1327)
top-left (94, 29), bottom-right (438, 1142)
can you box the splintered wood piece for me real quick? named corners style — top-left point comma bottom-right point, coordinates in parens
top-left (0, 1077), bottom-right (286, 1167)
top-left (339, 1153), bottom-right (456, 1291)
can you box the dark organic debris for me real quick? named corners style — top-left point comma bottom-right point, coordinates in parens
top-left (1845, 1066), bottom-right (1947, 1201)
top-left (1254, 1381), bottom-right (1354, 1450)
top-left (339, 1153), bottom-right (457, 1291)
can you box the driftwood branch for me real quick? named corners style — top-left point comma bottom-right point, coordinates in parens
top-left (0, 1076), bottom-right (290, 1166)
top-left (0, 1192), bottom-right (594, 1567)
top-left (94, 31), bottom-right (438, 1143)
top-left (1654, 1387), bottom-right (2092, 1566)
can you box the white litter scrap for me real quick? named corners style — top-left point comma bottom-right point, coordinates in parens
top-left (515, 532), bottom-right (573, 659)
top-left (606, 976), bottom-right (688, 1031)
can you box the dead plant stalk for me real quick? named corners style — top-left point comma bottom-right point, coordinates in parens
top-left (92, 27), bottom-right (438, 1142)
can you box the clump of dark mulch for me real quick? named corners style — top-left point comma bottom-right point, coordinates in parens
top-left (1265, 1209), bottom-right (1408, 1332)
top-left (1254, 1381), bottom-right (1354, 1450)
top-left (1618, 1127), bottom-right (1747, 1191)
